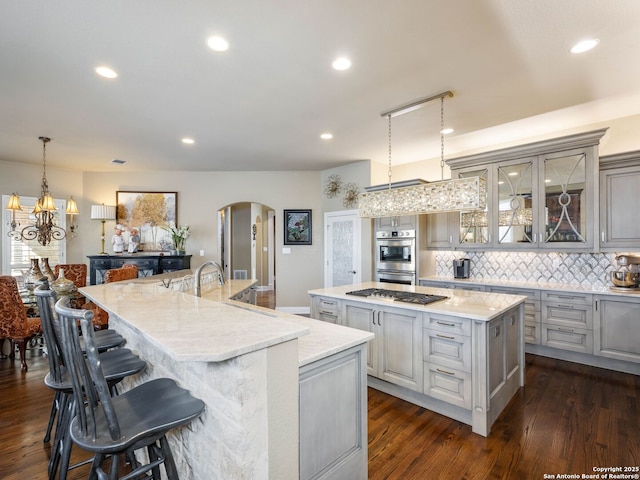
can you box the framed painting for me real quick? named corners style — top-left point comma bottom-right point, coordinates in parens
top-left (116, 191), bottom-right (177, 252)
top-left (284, 209), bottom-right (312, 245)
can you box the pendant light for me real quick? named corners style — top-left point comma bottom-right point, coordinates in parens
top-left (358, 91), bottom-right (486, 218)
top-left (6, 137), bottom-right (79, 245)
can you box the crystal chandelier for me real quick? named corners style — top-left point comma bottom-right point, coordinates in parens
top-left (359, 91), bottom-right (486, 218)
top-left (6, 136), bottom-right (79, 246)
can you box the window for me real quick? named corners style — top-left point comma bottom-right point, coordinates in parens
top-left (2, 195), bottom-right (67, 279)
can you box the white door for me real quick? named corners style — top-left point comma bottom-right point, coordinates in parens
top-left (324, 210), bottom-right (361, 287)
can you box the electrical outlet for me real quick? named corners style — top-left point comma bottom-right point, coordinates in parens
top-left (199, 250), bottom-right (205, 256)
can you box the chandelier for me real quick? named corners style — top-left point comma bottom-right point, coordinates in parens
top-left (359, 91), bottom-right (486, 218)
top-left (6, 136), bottom-right (79, 246)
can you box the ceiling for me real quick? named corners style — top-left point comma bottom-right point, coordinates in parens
top-left (1, 0), bottom-right (640, 173)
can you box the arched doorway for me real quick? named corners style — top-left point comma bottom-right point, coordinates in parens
top-left (218, 202), bottom-right (275, 291)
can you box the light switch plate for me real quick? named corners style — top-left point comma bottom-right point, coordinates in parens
top-left (282, 247), bottom-right (291, 254)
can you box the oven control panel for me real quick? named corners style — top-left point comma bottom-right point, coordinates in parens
top-left (376, 229), bottom-right (415, 238)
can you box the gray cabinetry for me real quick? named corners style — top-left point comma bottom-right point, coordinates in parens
top-left (599, 150), bottom-right (640, 251)
top-left (311, 296), bottom-right (342, 324)
top-left (594, 295), bottom-right (640, 364)
top-left (488, 286), bottom-right (541, 345)
top-left (425, 212), bottom-right (456, 249)
top-left (423, 313), bottom-right (472, 409)
top-left (342, 301), bottom-right (422, 392)
top-left (447, 129), bottom-right (606, 252)
top-left (299, 345), bottom-right (367, 480)
top-left (541, 291), bottom-right (593, 353)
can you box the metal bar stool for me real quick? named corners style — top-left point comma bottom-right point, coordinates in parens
top-left (54, 297), bottom-right (205, 480)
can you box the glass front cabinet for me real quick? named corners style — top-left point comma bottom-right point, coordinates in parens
top-left (448, 129), bottom-right (606, 252)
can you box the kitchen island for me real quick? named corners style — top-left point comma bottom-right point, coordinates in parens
top-left (309, 282), bottom-right (527, 436)
top-left (80, 276), bottom-right (373, 480)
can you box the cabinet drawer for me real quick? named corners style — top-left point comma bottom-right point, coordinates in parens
top-left (488, 286), bottom-right (541, 303)
top-left (541, 324), bottom-right (593, 354)
top-left (423, 313), bottom-right (471, 337)
top-left (112, 259), bottom-right (156, 269)
top-left (524, 321), bottom-right (540, 345)
top-left (542, 301), bottom-right (592, 329)
top-left (541, 291), bottom-right (592, 304)
top-left (423, 329), bottom-right (471, 372)
top-left (418, 280), bottom-right (453, 289)
top-left (313, 297), bottom-right (341, 324)
top-left (92, 258), bottom-right (112, 269)
top-left (160, 258), bottom-right (184, 269)
top-left (423, 362), bottom-right (471, 410)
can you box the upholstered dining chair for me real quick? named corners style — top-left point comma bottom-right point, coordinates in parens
top-left (0, 275), bottom-right (43, 371)
top-left (53, 263), bottom-right (87, 307)
top-left (82, 264), bottom-right (139, 330)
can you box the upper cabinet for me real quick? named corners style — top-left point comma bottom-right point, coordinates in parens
top-left (599, 150), bottom-right (640, 251)
top-left (446, 129), bottom-right (607, 252)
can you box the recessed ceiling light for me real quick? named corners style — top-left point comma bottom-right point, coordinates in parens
top-left (332, 57), bottom-right (352, 71)
top-left (545, 179), bottom-right (551, 183)
top-left (182, 138), bottom-right (195, 144)
top-left (440, 128), bottom-right (454, 135)
top-left (95, 66), bottom-right (118, 79)
top-left (320, 133), bottom-right (333, 140)
top-left (207, 36), bottom-right (229, 52)
top-left (508, 172), bottom-right (518, 176)
top-left (570, 39), bottom-right (599, 54)
top-left (111, 159), bottom-right (126, 165)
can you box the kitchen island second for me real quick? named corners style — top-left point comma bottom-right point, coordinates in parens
top-left (309, 282), bottom-right (527, 436)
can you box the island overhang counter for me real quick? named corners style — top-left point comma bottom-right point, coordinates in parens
top-left (79, 278), bottom-right (373, 480)
top-left (309, 282), bottom-right (527, 436)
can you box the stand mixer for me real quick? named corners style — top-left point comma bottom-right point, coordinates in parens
top-left (611, 254), bottom-right (640, 290)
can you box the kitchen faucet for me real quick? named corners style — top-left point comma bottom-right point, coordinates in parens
top-left (194, 260), bottom-right (225, 297)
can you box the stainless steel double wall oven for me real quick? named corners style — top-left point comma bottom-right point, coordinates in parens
top-left (375, 229), bottom-right (417, 285)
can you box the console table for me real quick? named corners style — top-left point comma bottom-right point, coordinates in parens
top-left (87, 254), bottom-right (192, 285)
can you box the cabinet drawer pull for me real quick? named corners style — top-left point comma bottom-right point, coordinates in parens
top-left (436, 321), bottom-right (456, 327)
top-left (320, 310), bottom-right (336, 316)
top-left (556, 295), bottom-right (577, 300)
top-left (436, 368), bottom-right (456, 376)
top-left (436, 333), bottom-right (455, 340)
top-left (557, 327), bottom-right (575, 333)
top-left (557, 304), bottom-right (574, 309)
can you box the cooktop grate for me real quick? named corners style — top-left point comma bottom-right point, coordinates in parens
top-left (346, 288), bottom-right (448, 305)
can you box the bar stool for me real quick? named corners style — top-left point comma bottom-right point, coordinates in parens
top-left (55, 297), bottom-right (205, 480)
top-left (35, 286), bottom-right (147, 480)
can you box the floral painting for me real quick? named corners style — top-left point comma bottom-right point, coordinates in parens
top-left (116, 191), bottom-right (177, 251)
top-left (284, 209), bottom-right (312, 245)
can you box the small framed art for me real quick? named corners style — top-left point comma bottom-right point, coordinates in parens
top-left (284, 209), bottom-right (312, 245)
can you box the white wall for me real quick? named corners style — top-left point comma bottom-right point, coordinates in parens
top-left (0, 162), bottom-right (323, 308)
top-left (81, 170), bottom-right (322, 308)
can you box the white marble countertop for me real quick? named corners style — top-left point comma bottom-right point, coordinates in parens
top-left (419, 275), bottom-right (640, 298)
top-left (309, 282), bottom-right (526, 321)
top-left (80, 278), bottom-right (373, 367)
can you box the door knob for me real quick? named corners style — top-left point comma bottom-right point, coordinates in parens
top-left (349, 270), bottom-right (357, 274)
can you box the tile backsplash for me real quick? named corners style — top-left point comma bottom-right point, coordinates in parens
top-left (435, 251), bottom-right (640, 288)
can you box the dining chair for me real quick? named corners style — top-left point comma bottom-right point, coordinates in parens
top-left (83, 264), bottom-right (139, 330)
top-left (54, 297), bottom-right (205, 480)
top-left (53, 263), bottom-right (87, 307)
top-left (36, 285), bottom-right (146, 480)
top-left (0, 276), bottom-right (43, 371)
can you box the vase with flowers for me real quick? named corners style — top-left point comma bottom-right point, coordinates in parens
top-left (165, 224), bottom-right (190, 255)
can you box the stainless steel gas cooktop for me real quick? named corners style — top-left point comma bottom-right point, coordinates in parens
top-left (346, 288), bottom-right (448, 306)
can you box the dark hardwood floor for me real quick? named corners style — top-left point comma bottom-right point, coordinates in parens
top-left (2, 294), bottom-right (639, 479)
